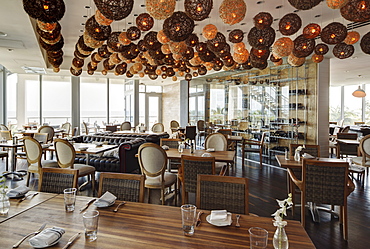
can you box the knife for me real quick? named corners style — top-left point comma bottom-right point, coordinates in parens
top-left (196, 211), bottom-right (204, 227)
top-left (62, 232), bottom-right (81, 249)
top-left (79, 198), bottom-right (96, 212)
top-left (19, 192), bottom-right (39, 202)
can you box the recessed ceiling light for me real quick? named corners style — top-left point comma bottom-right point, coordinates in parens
top-left (83, 15), bottom-right (87, 18)
top-left (345, 70), bottom-right (349, 72)
top-left (81, 23), bottom-right (85, 26)
top-left (257, 1), bottom-right (265, 4)
top-left (0, 31), bottom-right (8, 37)
top-left (276, 5), bottom-right (283, 9)
top-left (85, 6), bottom-right (90, 8)
top-left (134, 14), bottom-right (138, 16)
top-left (293, 9), bottom-right (300, 13)
top-left (128, 22), bottom-right (132, 24)
top-left (273, 18), bottom-right (280, 21)
top-left (140, 4), bottom-right (145, 7)
top-left (315, 14), bottom-right (321, 18)
top-left (80, 30), bottom-right (83, 32)
top-left (227, 30), bottom-right (231, 32)
top-left (240, 23), bottom-right (246, 25)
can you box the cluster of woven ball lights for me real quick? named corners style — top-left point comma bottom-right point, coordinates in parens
top-left (23, 0), bottom-right (66, 72)
top-left (22, 0), bottom-right (370, 79)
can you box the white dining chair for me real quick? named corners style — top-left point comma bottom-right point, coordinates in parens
top-left (54, 138), bottom-right (96, 192)
top-left (23, 136), bottom-right (59, 186)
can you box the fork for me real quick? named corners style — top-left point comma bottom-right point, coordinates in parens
top-left (235, 214), bottom-right (241, 228)
top-left (13, 223), bottom-right (47, 248)
top-left (113, 201), bottom-right (126, 212)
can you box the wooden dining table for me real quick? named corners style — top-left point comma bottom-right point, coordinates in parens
top-left (165, 148), bottom-right (235, 164)
top-left (45, 143), bottom-right (118, 164)
top-left (0, 193), bottom-right (315, 248)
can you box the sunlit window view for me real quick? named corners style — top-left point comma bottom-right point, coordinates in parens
top-left (80, 77), bottom-right (107, 126)
top-left (330, 85), bottom-right (365, 125)
top-left (42, 75), bottom-right (71, 125)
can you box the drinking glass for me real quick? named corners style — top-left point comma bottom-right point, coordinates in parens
top-left (181, 204), bottom-right (197, 236)
top-left (249, 227), bottom-right (268, 249)
top-left (83, 210), bottom-right (99, 242)
top-left (63, 188), bottom-right (77, 212)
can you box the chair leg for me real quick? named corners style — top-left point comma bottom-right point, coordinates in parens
top-left (161, 188), bottom-right (165, 205)
top-left (174, 180), bottom-right (178, 206)
top-left (26, 172), bottom-right (31, 187)
top-left (91, 173), bottom-right (96, 196)
top-left (342, 205), bottom-right (348, 241)
top-left (301, 193), bottom-right (306, 227)
top-left (5, 156), bottom-right (9, 172)
top-left (259, 152), bottom-right (263, 169)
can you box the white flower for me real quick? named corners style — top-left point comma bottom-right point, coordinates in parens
top-left (271, 193), bottom-right (293, 227)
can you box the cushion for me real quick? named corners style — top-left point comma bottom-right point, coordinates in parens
top-left (351, 157), bottom-right (370, 166)
top-left (102, 148), bottom-right (119, 159)
top-left (72, 164), bottom-right (96, 175)
top-left (144, 172), bottom-right (177, 187)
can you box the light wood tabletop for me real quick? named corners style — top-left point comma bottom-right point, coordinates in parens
top-left (0, 194), bottom-right (315, 248)
top-left (275, 155), bottom-right (346, 169)
top-left (166, 148), bottom-right (235, 164)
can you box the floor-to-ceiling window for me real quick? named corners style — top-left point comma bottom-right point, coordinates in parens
top-left (24, 75), bottom-right (40, 125)
top-left (42, 75), bottom-right (71, 125)
top-left (138, 84), bottom-right (162, 130)
top-left (209, 84), bottom-right (225, 124)
top-left (109, 78), bottom-right (125, 123)
top-left (6, 73), bottom-right (17, 124)
top-left (189, 84), bottom-right (205, 124)
top-left (80, 77), bottom-right (107, 126)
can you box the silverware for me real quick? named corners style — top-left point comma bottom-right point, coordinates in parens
top-left (113, 201), bottom-right (126, 212)
top-left (62, 232), bottom-right (81, 249)
top-left (196, 211), bottom-right (204, 227)
top-left (79, 198), bottom-right (96, 213)
top-left (13, 223), bottom-right (46, 248)
top-left (235, 214), bottom-right (241, 228)
top-left (19, 192), bottom-right (39, 202)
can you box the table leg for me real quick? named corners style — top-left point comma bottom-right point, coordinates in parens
top-left (2, 147), bottom-right (26, 180)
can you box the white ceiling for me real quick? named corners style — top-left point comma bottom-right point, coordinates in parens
top-left (0, 0), bottom-right (369, 86)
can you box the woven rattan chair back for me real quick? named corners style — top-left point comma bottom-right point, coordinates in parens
top-left (54, 138), bottom-right (76, 168)
top-left (196, 175), bottom-right (249, 215)
top-left (61, 122), bottom-right (71, 136)
top-left (204, 133), bottom-right (227, 151)
top-left (98, 173), bottom-right (145, 202)
top-left (197, 120), bottom-right (205, 132)
top-left (160, 138), bottom-right (182, 149)
top-left (38, 125), bottom-right (54, 143)
top-left (39, 168), bottom-right (78, 193)
top-left (289, 144), bottom-right (320, 157)
top-left (181, 155), bottom-right (215, 195)
top-left (121, 121), bottom-right (132, 131)
top-left (170, 120), bottom-right (180, 133)
top-left (303, 159), bottom-right (349, 205)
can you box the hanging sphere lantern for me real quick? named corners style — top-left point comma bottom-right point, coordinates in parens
top-left (95, 9), bottom-right (113, 26)
top-left (163, 11), bottom-right (195, 42)
top-left (344, 31), bottom-right (360, 45)
top-left (312, 53), bottom-right (324, 63)
top-left (287, 0), bottom-right (321, 10)
top-left (219, 0), bottom-right (247, 25)
top-left (136, 13), bottom-right (154, 31)
top-left (229, 29), bottom-right (244, 43)
top-left (202, 24), bottom-right (218, 40)
top-left (94, 0), bottom-right (134, 21)
top-left (146, 0), bottom-right (176, 20)
top-left (321, 22), bottom-right (347, 44)
top-left (184, 0), bottom-right (213, 21)
top-left (253, 12), bottom-right (273, 30)
top-left (157, 30), bottom-right (170, 44)
top-left (279, 13), bottom-right (302, 36)
top-left (303, 23), bottom-right (321, 39)
top-left (333, 42), bottom-right (354, 59)
top-left (326, 0), bottom-right (349, 9)
top-left (272, 37), bottom-right (294, 58)
top-left (288, 53), bottom-right (306, 67)
top-left (340, 0), bottom-right (370, 22)
top-left (314, 43), bottom-right (329, 55)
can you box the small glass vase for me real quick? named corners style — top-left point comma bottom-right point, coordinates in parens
top-left (273, 223), bottom-right (289, 249)
top-left (294, 151), bottom-right (300, 162)
top-left (178, 143), bottom-right (185, 153)
top-left (0, 193), bottom-right (10, 216)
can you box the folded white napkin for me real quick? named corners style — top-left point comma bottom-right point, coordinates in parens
top-left (6, 185), bottom-right (30, 198)
top-left (29, 227), bottom-right (65, 248)
top-left (302, 153), bottom-right (315, 159)
top-left (94, 191), bottom-right (117, 207)
top-left (210, 210), bottom-right (228, 221)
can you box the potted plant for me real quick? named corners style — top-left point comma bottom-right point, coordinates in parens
top-left (0, 176), bottom-right (10, 216)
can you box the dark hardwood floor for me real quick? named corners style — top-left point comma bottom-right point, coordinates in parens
top-left (1, 150), bottom-right (369, 249)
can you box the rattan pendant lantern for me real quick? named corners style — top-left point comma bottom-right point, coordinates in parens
top-left (146, 0), bottom-right (176, 20)
top-left (344, 31), bottom-right (360, 44)
top-left (326, 0), bottom-right (349, 9)
top-left (184, 0), bottom-right (213, 21)
top-left (272, 37), bottom-right (294, 58)
top-left (279, 13), bottom-right (302, 36)
top-left (288, 0), bottom-right (321, 10)
top-left (219, 0), bottom-right (247, 25)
